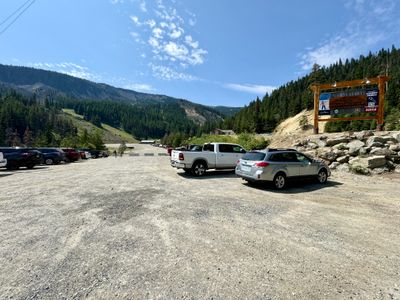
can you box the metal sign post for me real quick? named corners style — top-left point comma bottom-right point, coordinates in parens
top-left (311, 76), bottom-right (389, 134)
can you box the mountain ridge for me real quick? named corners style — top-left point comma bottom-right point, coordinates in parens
top-left (0, 64), bottom-right (238, 120)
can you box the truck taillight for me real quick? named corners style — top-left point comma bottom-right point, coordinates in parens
top-left (179, 153), bottom-right (184, 161)
top-left (255, 162), bottom-right (269, 167)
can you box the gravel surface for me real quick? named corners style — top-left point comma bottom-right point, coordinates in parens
top-left (1, 144), bottom-right (400, 299)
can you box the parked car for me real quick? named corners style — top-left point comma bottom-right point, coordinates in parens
top-left (0, 151), bottom-right (7, 168)
top-left (89, 149), bottom-right (108, 158)
top-left (38, 148), bottom-right (66, 165)
top-left (0, 147), bottom-right (43, 170)
top-left (235, 148), bottom-right (330, 189)
top-left (77, 149), bottom-right (92, 159)
top-left (171, 143), bottom-right (246, 176)
top-left (167, 146), bottom-right (173, 156)
top-left (61, 148), bottom-right (81, 162)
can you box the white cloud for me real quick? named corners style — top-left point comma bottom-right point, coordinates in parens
top-left (139, 1), bottom-right (147, 12)
top-left (150, 64), bottom-right (197, 81)
top-left (145, 19), bottom-right (156, 28)
top-left (152, 27), bottom-right (163, 39)
top-left (185, 35), bottom-right (198, 49)
top-left (110, 0), bottom-right (124, 4)
top-left (169, 28), bottom-right (183, 39)
top-left (300, 0), bottom-right (399, 70)
top-left (124, 83), bottom-right (154, 92)
top-left (28, 62), bottom-right (101, 82)
top-left (130, 15), bottom-right (141, 26)
top-left (128, 0), bottom-right (207, 80)
top-left (225, 83), bottom-right (276, 95)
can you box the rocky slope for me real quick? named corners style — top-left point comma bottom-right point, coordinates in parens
top-left (294, 131), bottom-right (400, 175)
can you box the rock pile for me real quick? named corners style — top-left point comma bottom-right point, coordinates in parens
top-left (293, 131), bottom-right (400, 175)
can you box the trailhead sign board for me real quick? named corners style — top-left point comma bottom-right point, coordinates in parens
top-left (318, 88), bottom-right (379, 116)
top-left (311, 76), bottom-right (389, 134)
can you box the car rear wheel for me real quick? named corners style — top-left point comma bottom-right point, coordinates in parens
top-left (191, 162), bottom-right (206, 177)
top-left (45, 158), bottom-right (54, 165)
top-left (317, 169), bottom-right (328, 184)
top-left (273, 173), bottom-right (286, 190)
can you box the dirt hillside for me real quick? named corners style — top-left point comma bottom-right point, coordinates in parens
top-left (269, 110), bottom-right (325, 148)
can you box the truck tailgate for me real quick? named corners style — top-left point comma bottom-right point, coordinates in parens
top-left (171, 150), bottom-right (181, 161)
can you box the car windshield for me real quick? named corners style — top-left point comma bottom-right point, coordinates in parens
top-left (242, 151), bottom-right (266, 161)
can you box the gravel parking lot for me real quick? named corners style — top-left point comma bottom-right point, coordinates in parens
top-left (1, 144), bottom-right (400, 299)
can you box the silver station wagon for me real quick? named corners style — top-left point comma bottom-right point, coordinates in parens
top-left (235, 148), bottom-right (330, 189)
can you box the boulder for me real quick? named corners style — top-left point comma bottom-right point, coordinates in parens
top-left (367, 142), bottom-right (385, 148)
top-left (393, 133), bottom-right (400, 143)
top-left (386, 160), bottom-right (396, 170)
top-left (333, 143), bottom-right (349, 150)
top-left (369, 148), bottom-right (395, 157)
top-left (332, 149), bottom-right (346, 157)
top-left (329, 162), bottom-right (340, 170)
top-left (314, 139), bottom-right (327, 148)
top-left (359, 147), bottom-right (368, 155)
top-left (337, 155), bottom-right (350, 164)
top-left (366, 136), bottom-right (387, 147)
top-left (336, 163), bottom-right (350, 172)
top-left (326, 136), bottom-right (350, 147)
top-left (317, 148), bottom-right (338, 162)
top-left (389, 144), bottom-right (400, 152)
top-left (381, 136), bottom-right (398, 144)
top-left (307, 142), bottom-right (319, 149)
top-left (367, 156), bottom-right (387, 169)
top-left (354, 130), bottom-right (374, 141)
top-left (347, 140), bottom-right (365, 156)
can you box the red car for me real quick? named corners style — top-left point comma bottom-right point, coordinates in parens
top-left (61, 148), bottom-right (81, 162)
top-left (167, 146), bottom-right (173, 156)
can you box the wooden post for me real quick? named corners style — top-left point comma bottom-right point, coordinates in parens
top-left (377, 76), bottom-right (386, 131)
top-left (312, 85), bottom-right (320, 134)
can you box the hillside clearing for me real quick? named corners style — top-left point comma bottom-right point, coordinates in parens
top-left (62, 109), bottom-right (138, 144)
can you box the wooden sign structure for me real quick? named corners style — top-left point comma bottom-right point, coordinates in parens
top-left (311, 76), bottom-right (389, 134)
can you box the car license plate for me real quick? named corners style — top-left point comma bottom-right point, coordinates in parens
top-left (241, 165), bottom-right (251, 172)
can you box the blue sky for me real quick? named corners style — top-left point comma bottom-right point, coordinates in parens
top-left (0, 0), bottom-right (399, 107)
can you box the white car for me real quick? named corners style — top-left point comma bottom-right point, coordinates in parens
top-left (171, 143), bottom-right (246, 176)
top-left (0, 151), bottom-right (7, 168)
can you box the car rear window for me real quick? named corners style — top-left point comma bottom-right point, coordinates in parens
top-left (242, 152), bottom-right (266, 161)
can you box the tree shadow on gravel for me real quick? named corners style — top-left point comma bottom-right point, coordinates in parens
top-left (1, 166), bottom-right (49, 173)
top-left (243, 179), bottom-right (343, 194)
top-left (0, 172), bottom-right (13, 177)
top-left (177, 169), bottom-right (237, 180)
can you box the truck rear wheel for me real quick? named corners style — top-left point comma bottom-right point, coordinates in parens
top-left (191, 161), bottom-right (206, 177)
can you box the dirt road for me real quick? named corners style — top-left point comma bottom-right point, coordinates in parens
top-left (1, 144), bottom-right (400, 299)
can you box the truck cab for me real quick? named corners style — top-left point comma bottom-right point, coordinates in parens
top-left (171, 143), bottom-right (246, 176)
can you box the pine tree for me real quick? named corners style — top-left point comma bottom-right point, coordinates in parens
top-left (23, 127), bottom-right (34, 147)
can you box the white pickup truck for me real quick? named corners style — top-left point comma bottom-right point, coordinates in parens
top-left (171, 143), bottom-right (246, 176)
top-left (0, 151), bottom-right (7, 168)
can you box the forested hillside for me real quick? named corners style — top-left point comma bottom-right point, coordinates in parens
top-left (0, 64), bottom-right (229, 125)
top-left (0, 91), bottom-right (77, 146)
top-left (56, 98), bottom-right (203, 139)
top-left (223, 46), bottom-right (400, 133)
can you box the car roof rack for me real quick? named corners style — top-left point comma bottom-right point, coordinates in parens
top-left (267, 148), bottom-right (297, 152)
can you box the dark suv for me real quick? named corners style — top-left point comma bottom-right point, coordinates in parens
top-left (38, 148), bottom-right (66, 165)
top-left (0, 147), bottom-right (43, 170)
